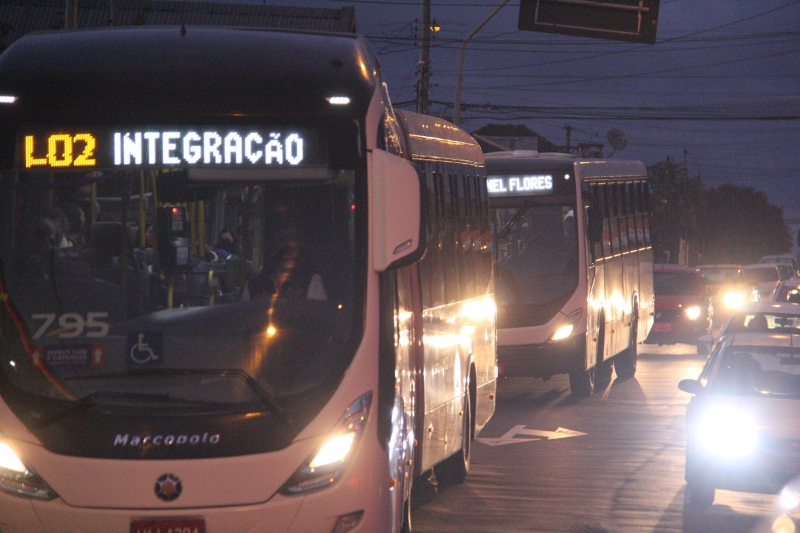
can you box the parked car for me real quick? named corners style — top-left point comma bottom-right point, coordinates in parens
top-left (772, 278), bottom-right (800, 304)
top-left (696, 264), bottom-right (747, 328)
top-left (760, 254), bottom-right (800, 277)
top-left (742, 263), bottom-right (791, 302)
top-left (696, 301), bottom-right (800, 354)
top-left (680, 332), bottom-right (800, 509)
top-left (645, 264), bottom-right (712, 346)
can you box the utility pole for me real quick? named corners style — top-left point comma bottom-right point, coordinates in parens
top-left (453, 0), bottom-right (510, 126)
top-left (564, 124), bottom-right (572, 153)
top-left (65, 0), bottom-right (78, 29)
top-left (109, 0), bottom-right (117, 26)
top-left (417, 0), bottom-right (431, 114)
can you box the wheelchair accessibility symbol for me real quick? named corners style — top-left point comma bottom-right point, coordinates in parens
top-left (127, 332), bottom-right (163, 365)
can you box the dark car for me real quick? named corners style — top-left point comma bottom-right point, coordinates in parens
top-left (644, 264), bottom-right (712, 347)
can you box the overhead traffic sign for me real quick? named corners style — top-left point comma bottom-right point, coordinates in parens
top-left (519, 0), bottom-right (660, 44)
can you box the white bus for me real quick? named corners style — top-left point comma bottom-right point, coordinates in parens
top-left (486, 151), bottom-right (653, 396)
top-left (0, 27), bottom-right (495, 533)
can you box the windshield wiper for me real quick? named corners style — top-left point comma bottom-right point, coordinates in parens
top-left (59, 368), bottom-right (288, 425)
top-left (497, 204), bottom-right (531, 241)
top-left (33, 390), bottom-right (215, 429)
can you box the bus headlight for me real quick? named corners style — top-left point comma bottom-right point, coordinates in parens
top-left (723, 291), bottom-right (745, 309)
top-left (0, 441), bottom-right (58, 500)
top-left (280, 391), bottom-right (372, 495)
top-left (550, 309), bottom-right (582, 342)
top-left (685, 306), bottom-right (702, 320)
top-left (697, 405), bottom-right (758, 459)
top-left (551, 324), bottom-right (573, 342)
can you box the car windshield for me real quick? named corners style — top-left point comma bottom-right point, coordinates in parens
top-left (743, 267), bottom-right (780, 283)
top-left (493, 204), bottom-right (578, 307)
top-left (0, 168), bottom-right (362, 415)
top-left (709, 345), bottom-right (800, 399)
top-left (654, 271), bottom-right (699, 295)
top-left (724, 312), bottom-right (800, 334)
top-left (699, 268), bottom-right (743, 285)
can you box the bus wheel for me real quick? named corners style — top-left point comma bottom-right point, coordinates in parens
top-left (401, 495), bottom-right (412, 533)
top-left (616, 312), bottom-right (638, 380)
top-left (433, 387), bottom-right (471, 487)
top-left (595, 359), bottom-right (613, 388)
top-left (685, 481), bottom-right (715, 509)
top-left (595, 322), bottom-right (612, 388)
top-left (569, 367), bottom-right (595, 397)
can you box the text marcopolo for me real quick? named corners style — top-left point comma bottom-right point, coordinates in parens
top-left (113, 130), bottom-right (305, 167)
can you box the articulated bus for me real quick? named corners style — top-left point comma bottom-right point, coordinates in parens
top-left (0, 27), bottom-right (495, 533)
top-left (486, 151), bottom-right (653, 397)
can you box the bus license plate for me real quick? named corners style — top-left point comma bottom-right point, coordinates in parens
top-left (653, 323), bottom-right (671, 332)
top-left (130, 518), bottom-right (205, 533)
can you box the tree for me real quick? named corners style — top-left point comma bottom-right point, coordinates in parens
top-left (697, 184), bottom-right (791, 265)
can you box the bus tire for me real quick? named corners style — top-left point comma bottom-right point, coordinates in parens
top-left (685, 481), bottom-right (714, 509)
top-left (616, 310), bottom-right (638, 380)
top-left (569, 367), bottom-right (595, 397)
top-left (401, 495), bottom-right (412, 533)
top-left (433, 387), bottom-right (471, 487)
top-left (595, 318), bottom-right (612, 387)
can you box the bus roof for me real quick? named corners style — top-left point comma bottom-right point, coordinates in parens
top-left (396, 110), bottom-right (484, 168)
top-left (0, 26), bottom-right (378, 121)
top-left (484, 151), bottom-right (646, 181)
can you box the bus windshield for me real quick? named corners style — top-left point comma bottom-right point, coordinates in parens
top-left (493, 204), bottom-right (578, 307)
top-left (0, 168), bottom-right (361, 418)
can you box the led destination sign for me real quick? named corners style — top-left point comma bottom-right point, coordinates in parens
top-left (19, 128), bottom-right (323, 170)
top-left (487, 174), bottom-right (555, 197)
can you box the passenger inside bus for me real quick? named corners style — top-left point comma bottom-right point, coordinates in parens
top-left (243, 232), bottom-right (327, 301)
top-left (210, 229), bottom-right (238, 262)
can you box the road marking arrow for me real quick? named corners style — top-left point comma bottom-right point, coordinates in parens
top-left (476, 425), bottom-right (587, 446)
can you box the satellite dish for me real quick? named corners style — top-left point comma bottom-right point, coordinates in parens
top-left (607, 128), bottom-right (627, 151)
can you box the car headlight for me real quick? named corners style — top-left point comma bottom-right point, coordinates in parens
top-left (697, 404), bottom-right (758, 458)
top-left (0, 440), bottom-right (58, 500)
top-left (550, 309), bottom-right (582, 342)
top-left (779, 485), bottom-right (800, 511)
top-left (723, 291), bottom-right (745, 309)
top-left (280, 391), bottom-right (372, 495)
top-left (685, 306), bottom-right (702, 320)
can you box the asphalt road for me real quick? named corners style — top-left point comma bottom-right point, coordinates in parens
top-left (411, 343), bottom-right (798, 533)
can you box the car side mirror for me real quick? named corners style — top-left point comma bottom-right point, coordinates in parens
top-left (678, 379), bottom-right (703, 395)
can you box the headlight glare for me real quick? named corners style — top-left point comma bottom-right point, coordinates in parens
top-left (697, 405), bottom-right (758, 458)
top-left (0, 441), bottom-right (58, 500)
top-left (280, 391), bottom-right (372, 495)
top-left (551, 324), bottom-right (574, 342)
top-left (685, 306), bottom-right (702, 320)
top-left (0, 442), bottom-right (25, 473)
top-left (550, 309), bottom-right (582, 342)
top-left (723, 291), bottom-right (745, 309)
top-left (779, 486), bottom-right (800, 511)
top-left (308, 433), bottom-right (356, 469)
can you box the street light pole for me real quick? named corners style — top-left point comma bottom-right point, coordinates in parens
top-left (417, 0), bottom-right (431, 114)
top-left (452, 0), bottom-right (510, 126)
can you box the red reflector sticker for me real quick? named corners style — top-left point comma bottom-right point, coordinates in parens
top-left (130, 518), bottom-right (205, 533)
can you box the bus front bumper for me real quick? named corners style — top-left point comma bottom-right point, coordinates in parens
top-left (497, 335), bottom-right (586, 379)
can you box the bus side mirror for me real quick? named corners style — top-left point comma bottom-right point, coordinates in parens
top-left (369, 149), bottom-right (426, 272)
